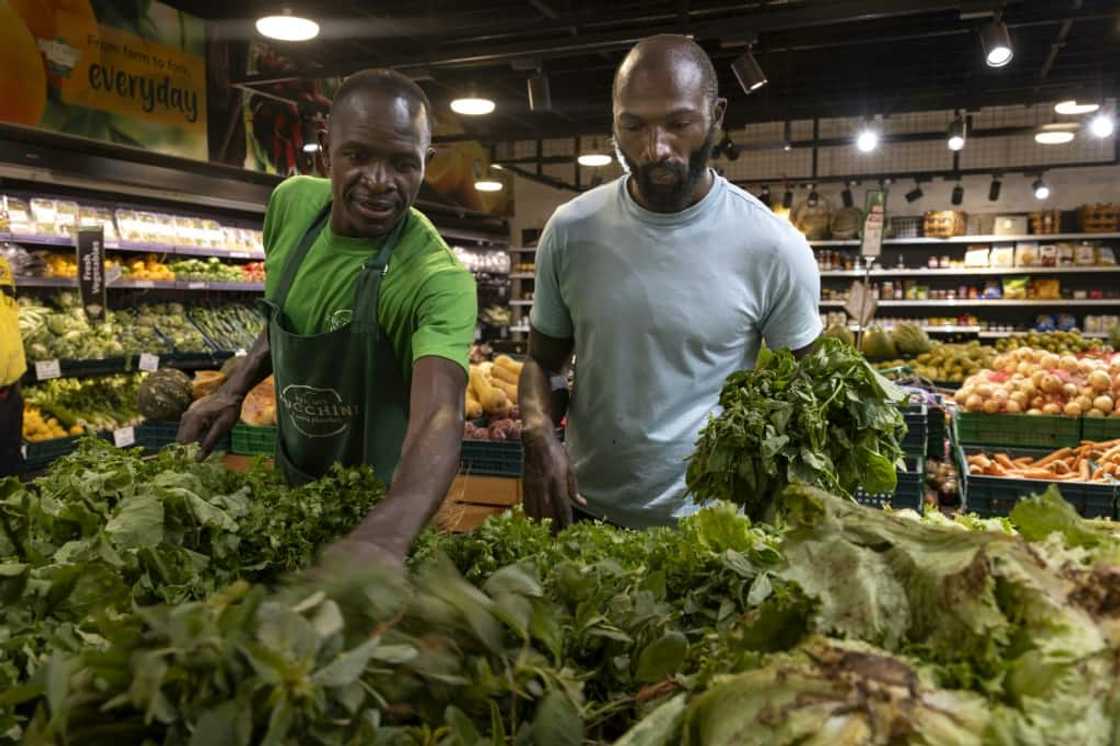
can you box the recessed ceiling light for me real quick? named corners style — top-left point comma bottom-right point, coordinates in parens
top-left (474, 179), bottom-right (503, 192)
top-left (451, 97), bottom-right (495, 116)
top-left (856, 128), bottom-right (879, 153)
top-left (256, 11), bottom-right (319, 42)
top-left (577, 153), bottom-right (612, 167)
top-left (1054, 100), bottom-right (1099, 115)
top-left (1034, 122), bottom-right (1078, 145)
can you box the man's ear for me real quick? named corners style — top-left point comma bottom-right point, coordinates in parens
top-left (426, 145), bottom-right (436, 164)
top-left (318, 130), bottom-right (331, 174)
top-left (712, 97), bottom-right (728, 132)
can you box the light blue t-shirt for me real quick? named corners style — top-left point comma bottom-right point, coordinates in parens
top-left (530, 173), bottom-right (822, 528)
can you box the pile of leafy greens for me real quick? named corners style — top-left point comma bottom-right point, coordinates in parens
top-left (4, 435), bottom-right (1120, 746)
top-left (687, 336), bottom-right (908, 518)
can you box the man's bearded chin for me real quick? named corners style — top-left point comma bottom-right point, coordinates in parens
top-left (615, 125), bottom-right (719, 212)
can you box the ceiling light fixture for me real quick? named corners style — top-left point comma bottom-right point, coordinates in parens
top-left (1054, 100), bottom-right (1099, 115)
top-left (951, 183), bottom-right (965, 206)
top-left (841, 181), bottom-right (854, 208)
top-left (731, 46), bottom-right (767, 94)
top-left (527, 71), bottom-right (551, 112)
top-left (474, 179), bottom-right (503, 192)
top-left (577, 137), bottom-right (613, 167)
top-left (721, 135), bottom-right (741, 161)
top-left (1034, 122), bottom-right (1078, 145)
top-left (782, 185), bottom-right (794, 209)
top-left (988, 175), bottom-right (1002, 201)
top-left (947, 113), bottom-right (967, 151)
top-left (302, 142), bottom-right (319, 153)
top-left (856, 124), bottom-right (880, 153)
top-left (807, 184), bottom-right (819, 207)
top-left (782, 121), bottom-right (793, 151)
top-left (759, 184), bottom-right (771, 207)
top-left (450, 97), bottom-right (496, 116)
top-left (1090, 112), bottom-right (1115, 138)
top-left (256, 9), bottom-right (320, 41)
top-left (905, 181), bottom-right (924, 203)
top-left (980, 17), bottom-right (1013, 68)
top-left (1032, 176), bottom-right (1051, 200)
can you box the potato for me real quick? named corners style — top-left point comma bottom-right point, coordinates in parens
top-left (1089, 369), bottom-right (1111, 393)
top-left (1064, 401), bottom-right (1083, 417)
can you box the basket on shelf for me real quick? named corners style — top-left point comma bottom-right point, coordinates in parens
top-left (923, 210), bottom-right (967, 238)
top-left (1079, 204), bottom-right (1120, 233)
top-left (830, 208), bottom-right (863, 239)
top-left (793, 201), bottom-right (832, 241)
top-left (1029, 210), bottom-right (1062, 235)
top-left (889, 216), bottom-right (923, 239)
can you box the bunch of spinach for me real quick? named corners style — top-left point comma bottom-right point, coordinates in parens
top-left (686, 337), bottom-right (908, 518)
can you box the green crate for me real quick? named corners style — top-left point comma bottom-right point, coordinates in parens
top-left (956, 412), bottom-right (1082, 450)
top-left (461, 439), bottom-right (522, 477)
top-left (1082, 417), bottom-right (1120, 442)
top-left (855, 455), bottom-right (926, 513)
top-left (231, 425), bottom-right (276, 455)
top-left (135, 421), bottom-right (231, 453)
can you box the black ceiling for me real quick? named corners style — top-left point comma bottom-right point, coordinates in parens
top-left (168, 0), bottom-right (1120, 142)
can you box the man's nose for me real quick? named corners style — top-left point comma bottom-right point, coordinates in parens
top-left (361, 161), bottom-right (391, 190)
top-left (645, 127), bottom-right (673, 162)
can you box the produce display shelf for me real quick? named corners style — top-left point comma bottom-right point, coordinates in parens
top-left (0, 232), bottom-right (264, 260)
top-left (231, 424), bottom-right (277, 455)
top-left (977, 330), bottom-right (1112, 339)
top-left (810, 232), bottom-right (1120, 248)
top-left (509, 300), bottom-right (534, 306)
top-left (962, 448), bottom-right (1116, 519)
top-left (956, 412), bottom-right (1082, 449)
top-left (820, 299), bottom-right (1120, 308)
top-left (854, 455), bottom-right (925, 513)
top-left (13, 276), bottom-right (77, 288)
top-left (15, 277), bottom-right (264, 292)
top-left (461, 439), bottom-right (522, 477)
top-left (848, 324), bottom-right (980, 334)
top-left (820, 266), bottom-right (1120, 278)
top-left (21, 351), bottom-right (236, 383)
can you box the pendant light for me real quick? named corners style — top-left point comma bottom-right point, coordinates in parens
top-left (577, 137), bottom-right (613, 167)
top-left (1034, 122), bottom-right (1078, 145)
top-left (256, 9), bottom-right (320, 41)
top-left (451, 96), bottom-right (496, 116)
top-left (1054, 100), bottom-right (1099, 115)
top-left (731, 46), bottom-right (767, 94)
top-left (980, 17), bottom-right (1013, 68)
top-left (947, 113), bottom-right (966, 151)
top-left (474, 161), bottom-right (503, 192)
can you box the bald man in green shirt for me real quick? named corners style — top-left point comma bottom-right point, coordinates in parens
top-left (179, 69), bottom-right (477, 566)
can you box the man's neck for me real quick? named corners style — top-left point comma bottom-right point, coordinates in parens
top-left (628, 168), bottom-right (715, 214)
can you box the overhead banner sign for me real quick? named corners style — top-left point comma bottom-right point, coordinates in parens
top-left (1, 1), bottom-right (207, 160)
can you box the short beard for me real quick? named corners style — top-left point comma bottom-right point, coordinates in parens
top-left (616, 124), bottom-right (719, 213)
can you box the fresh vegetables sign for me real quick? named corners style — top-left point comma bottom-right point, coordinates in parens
top-left (0, 0), bottom-right (207, 160)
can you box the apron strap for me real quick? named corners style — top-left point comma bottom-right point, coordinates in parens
top-left (352, 211), bottom-right (411, 339)
top-left (271, 203), bottom-right (332, 309)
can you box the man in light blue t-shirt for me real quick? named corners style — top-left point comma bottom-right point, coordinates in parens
top-left (519, 35), bottom-right (822, 530)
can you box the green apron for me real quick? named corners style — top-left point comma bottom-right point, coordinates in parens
top-left (262, 204), bottom-right (410, 486)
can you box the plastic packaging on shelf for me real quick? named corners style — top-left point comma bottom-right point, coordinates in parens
top-left (452, 246), bottom-right (510, 274)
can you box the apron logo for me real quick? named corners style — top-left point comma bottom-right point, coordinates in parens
top-left (280, 384), bottom-right (357, 438)
top-left (327, 309), bottom-right (353, 331)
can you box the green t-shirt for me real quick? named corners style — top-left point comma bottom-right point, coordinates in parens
top-left (263, 176), bottom-right (476, 382)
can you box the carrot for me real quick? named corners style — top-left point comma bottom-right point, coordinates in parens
top-left (1034, 448), bottom-right (1072, 468)
top-left (1079, 460), bottom-right (1091, 481)
top-left (988, 463), bottom-right (1008, 477)
top-left (1099, 444), bottom-right (1120, 463)
top-left (1018, 468), bottom-right (1060, 479)
top-left (1012, 457), bottom-right (1034, 467)
top-left (1091, 466), bottom-right (1106, 481)
top-left (994, 454), bottom-right (1016, 470)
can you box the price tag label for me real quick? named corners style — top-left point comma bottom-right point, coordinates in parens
top-left (35, 359), bottom-right (61, 380)
top-left (20, 445), bottom-right (28, 460)
top-left (230, 251), bottom-right (249, 259)
top-left (235, 348), bottom-right (248, 357)
top-left (132, 280), bottom-right (155, 288)
top-left (138, 353), bottom-right (160, 372)
top-left (188, 281), bottom-right (207, 289)
top-left (113, 426), bottom-right (136, 448)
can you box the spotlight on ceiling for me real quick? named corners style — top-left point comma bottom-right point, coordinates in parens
top-left (721, 135), bottom-right (741, 161)
top-left (980, 18), bottom-right (1013, 68)
top-left (759, 184), bottom-right (771, 207)
top-left (1034, 122), bottom-right (1078, 145)
top-left (782, 185), bottom-right (794, 209)
top-left (731, 47), bottom-right (767, 94)
top-left (947, 114), bottom-right (967, 151)
top-left (527, 72), bottom-right (551, 112)
top-left (1032, 177), bottom-right (1051, 200)
top-left (1054, 100), bottom-right (1099, 115)
top-left (256, 9), bottom-right (320, 41)
top-left (302, 142), bottom-right (319, 153)
top-left (782, 121), bottom-right (792, 151)
top-left (474, 179), bottom-right (504, 192)
top-left (807, 184), bottom-right (819, 207)
top-left (905, 182), bottom-right (924, 203)
top-left (951, 183), bottom-right (965, 206)
top-left (856, 126), bottom-right (880, 153)
top-left (1090, 112), bottom-right (1115, 139)
top-left (988, 176), bottom-right (1002, 201)
top-left (450, 97), bottom-right (496, 116)
top-left (841, 182), bottom-right (854, 208)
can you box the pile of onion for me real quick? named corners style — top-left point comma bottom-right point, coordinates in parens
top-left (953, 348), bottom-right (1120, 417)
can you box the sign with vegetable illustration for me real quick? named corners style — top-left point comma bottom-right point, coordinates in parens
top-left (0, 0), bottom-right (207, 160)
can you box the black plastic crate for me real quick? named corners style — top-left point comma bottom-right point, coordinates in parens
top-left (962, 447), bottom-right (1116, 519)
top-left (460, 439), bottom-right (522, 477)
top-left (855, 455), bottom-right (925, 513)
top-left (901, 404), bottom-right (929, 458)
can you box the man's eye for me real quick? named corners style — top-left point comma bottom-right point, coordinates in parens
top-left (669, 120), bottom-right (692, 130)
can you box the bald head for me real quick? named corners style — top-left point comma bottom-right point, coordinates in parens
top-left (613, 35), bottom-right (719, 107)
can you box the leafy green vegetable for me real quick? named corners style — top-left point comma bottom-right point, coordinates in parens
top-left (687, 337), bottom-right (908, 518)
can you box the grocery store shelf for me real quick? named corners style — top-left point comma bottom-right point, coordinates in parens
top-left (14, 276), bottom-right (76, 287)
top-left (510, 325), bottom-right (530, 334)
top-left (15, 276), bottom-right (264, 292)
top-left (1, 232), bottom-right (264, 260)
top-left (509, 299), bottom-right (534, 306)
top-left (21, 351), bottom-right (236, 384)
top-left (510, 273), bottom-right (535, 279)
top-left (111, 279), bottom-right (180, 290)
top-left (810, 232), bottom-right (1120, 248)
top-left (850, 324), bottom-right (981, 334)
top-left (819, 265), bottom-right (1120, 278)
top-left (822, 298), bottom-right (1120, 308)
top-left (440, 227), bottom-right (509, 245)
top-left (977, 330), bottom-right (1113, 340)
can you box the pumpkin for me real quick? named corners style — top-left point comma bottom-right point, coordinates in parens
top-left (138, 368), bottom-right (193, 421)
top-left (192, 370), bottom-right (226, 400)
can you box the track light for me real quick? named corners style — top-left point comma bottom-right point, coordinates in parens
top-left (947, 114), bottom-right (966, 151)
top-left (856, 124), bottom-right (879, 153)
top-left (759, 184), bottom-right (771, 208)
top-left (1090, 112), bottom-right (1115, 138)
top-left (256, 9), bottom-right (320, 41)
top-left (1035, 122), bottom-right (1078, 145)
top-left (905, 182), bottom-right (924, 203)
top-left (723, 135), bottom-right (741, 161)
top-left (451, 97), bottom-right (496, 116)
top-left (731, 47), bottom-right (767, 94)
top-left (951, 184), bottom-right (965, 206)
top-left (474, 179), bottom-right (503, 192)
top-left (980, 18), bottom-right (1013, 68)
top-left (527, 72), bottom-right (551, 112)
top-left (782, 185), bottom-right (793, 209)
top-left (988, 176), bottom-right (1002, 201)
top-left (807, 184), bottom-right (819, 208)
top-left (1055, 100), bottom-right (1099, 115)
top-left (1032, 177), bottom-right (1050, 200)
top-left (783, 121), bottom-right (792, 151)
top-left (841, 182), bottom-right (854, 208)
